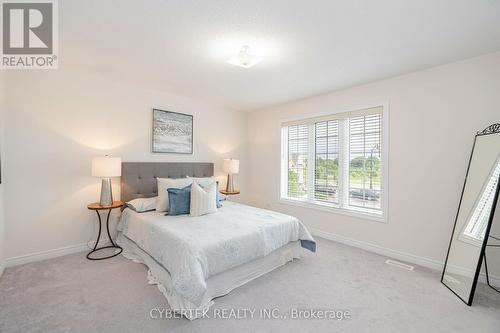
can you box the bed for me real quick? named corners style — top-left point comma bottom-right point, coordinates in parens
top-left (116, 162), bottom-right (316, 320)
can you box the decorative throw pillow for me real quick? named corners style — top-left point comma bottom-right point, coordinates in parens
top-left (187, 176), bottom-right (223, 208)
top-left (187, 176), bottom-right (215, 187)
top-left (190, 181), bottom-right (218, 217)
top-left (126, 197), bottom-right (157, 212)
top-left (214, 182), bottom-right (223, 208)
top-left (156, 177), bottom-right (193, 212)
top-left (167, 185), bottom-right (192, 216)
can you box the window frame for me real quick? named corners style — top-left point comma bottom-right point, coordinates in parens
top-left (279, 103), bottom-right (389, 223)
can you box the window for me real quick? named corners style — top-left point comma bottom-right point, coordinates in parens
top-left (314, 120), bottom-right (339, 204)
top-left (286, 124), bottom-right (309, 199)
top-left (281, 106), bottom-right (386, 219)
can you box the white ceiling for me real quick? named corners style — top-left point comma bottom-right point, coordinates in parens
top-left (62, 0), bottom-right (500, 111)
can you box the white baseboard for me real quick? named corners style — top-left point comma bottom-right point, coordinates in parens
top-left (4, 239), bottom-right (110, 268)
top-left (310, 228), bottom-right (500, 288)
top-left (310, 228), bottom-right (443, 270)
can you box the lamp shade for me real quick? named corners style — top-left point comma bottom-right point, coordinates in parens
top-left (222, 159), bottom-right (239, 174)
top-left (92, 156), bottom-right (122, 177)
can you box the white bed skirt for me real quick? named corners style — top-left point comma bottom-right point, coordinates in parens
top-left (117, 233), bottom-right (302, 320)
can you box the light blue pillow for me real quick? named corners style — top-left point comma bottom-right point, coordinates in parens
top-left (216, 181), bottom-right (223, 208)
top-left (167, 185), bottom-right (191, 216)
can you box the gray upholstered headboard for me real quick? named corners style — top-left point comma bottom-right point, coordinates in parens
top-left (121, 162), bottom-right (214, 202)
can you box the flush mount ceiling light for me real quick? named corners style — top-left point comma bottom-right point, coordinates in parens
top-left (226, 45), bottom-right (262, 68)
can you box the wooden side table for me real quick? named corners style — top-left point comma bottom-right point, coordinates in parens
top-left (220, 190), bottom-right (240, 201)
top-left (87, 201), bottom-right (124, 260)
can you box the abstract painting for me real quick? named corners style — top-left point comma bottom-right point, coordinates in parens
top-left (152, 109), bottom-right (193, 154)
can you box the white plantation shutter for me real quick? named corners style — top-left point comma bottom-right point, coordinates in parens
top-left (287, 124), bottom-right (309, 199)
top-left (281, 106), bottom-right (385, 217)
top-left (314, 120), bottom-right (340, 203)
top-left (348, 113), bottom-right (382, 211)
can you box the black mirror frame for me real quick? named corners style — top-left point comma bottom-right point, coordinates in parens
top-left (441, 123), bottom-right (500, 305)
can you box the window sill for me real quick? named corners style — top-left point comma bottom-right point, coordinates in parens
top-left (279, 198), bottom-right (387, 223)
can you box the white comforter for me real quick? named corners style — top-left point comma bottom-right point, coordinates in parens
top-left (117, 202), bottom-right (315, 306)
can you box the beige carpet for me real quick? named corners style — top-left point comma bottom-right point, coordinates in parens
top-left (1, 237), bottom-right (499, 333)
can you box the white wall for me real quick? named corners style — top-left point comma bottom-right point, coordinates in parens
top-left (4, 51), bottom-right (500, 278)
top-left (0, 71), bottom-right (5, 276)
top-left (247, 52), bottom-right (500, 267)
top-left (4, 67), bottom-right (247, 261)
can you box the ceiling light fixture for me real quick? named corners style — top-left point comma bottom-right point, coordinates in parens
top-left (226, 45), bottom-right (262, 68)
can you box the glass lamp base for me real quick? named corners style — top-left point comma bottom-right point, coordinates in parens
top-left (100, 178), bottom-right (113, 206)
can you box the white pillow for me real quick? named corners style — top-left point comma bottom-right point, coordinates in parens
top-left (187, 176), bottom-right (216, 187)
top-left (187, 176), bottom-right (223, 208)
top-left (127, 197), bottom-right (158, 212)
top-left (190, 181), bottom-right (217, 217)
top-left (156, 178), bottom-right (193, 212)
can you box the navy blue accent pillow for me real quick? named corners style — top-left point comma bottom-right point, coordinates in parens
top-left (167, 185), bottom-right (192, 216)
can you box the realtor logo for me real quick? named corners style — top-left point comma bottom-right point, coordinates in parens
top-left (1, 0), bottom-right (58, 69)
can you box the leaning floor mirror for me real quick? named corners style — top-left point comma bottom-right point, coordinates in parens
top-left (442, 124), bottom-right (500, 305)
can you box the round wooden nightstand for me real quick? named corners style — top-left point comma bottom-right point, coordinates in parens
top-left (219, 190), bottom-right (240, 201)
top-left (87, 201), bottom-right (124, 260)
top-left (219, 190), bottom-right (240, 195)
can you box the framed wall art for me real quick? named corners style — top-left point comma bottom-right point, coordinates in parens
top-left (152, 109), bottom-right (193, 154)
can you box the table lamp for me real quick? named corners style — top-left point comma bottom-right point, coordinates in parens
top-left (222, 158), bottom-right (239, 192)
top-left (92, 156), bottom-right (121, 206)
